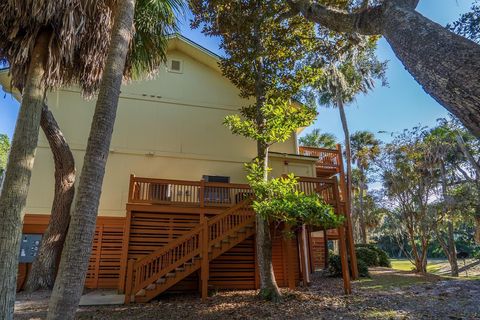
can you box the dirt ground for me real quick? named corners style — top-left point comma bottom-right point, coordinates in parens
top-left (14, 268), bottom-right (480, 320)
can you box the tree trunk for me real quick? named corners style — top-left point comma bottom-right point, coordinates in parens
top-left (24, 105), bottom-right (76, 292)
top-left (255, 142), bottom-right (281, 301)
top-left (251, 14), bottom-right (281, 301)
top-left (358, 165), bottom-right (367, 244)
top-left (46, 1), bottom-right (135, 318)
top-left (337, 99), bottom-right (354, 242)
top-left (0, 31), bottom-right (50, 320)
top-left (290, 0), bottom-right (480, 138)
top-left (447, 222), bottom-right (459, 277)
top-left (475, 215), bottom-right (480, 245)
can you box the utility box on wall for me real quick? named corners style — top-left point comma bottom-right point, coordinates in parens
top-left (18, 234), bottom-right (42, 263)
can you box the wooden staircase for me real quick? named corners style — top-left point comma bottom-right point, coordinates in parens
top-left (124, 198), bottom-right (255, 303)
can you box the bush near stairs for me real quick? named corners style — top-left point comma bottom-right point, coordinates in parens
top-left (328, 244), bottom-right (391, 278)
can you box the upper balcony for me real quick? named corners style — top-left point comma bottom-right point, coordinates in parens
top-left (298, 146), bottom-right (343, 177)
top-left (127, 175), bottom-right (341, 212)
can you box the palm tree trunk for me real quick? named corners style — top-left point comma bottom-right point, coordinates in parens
top-left (24, 105), bottom-right (75, 292)
top-left (337, 99), bottom-right (353, 240)
top-left (47, 1), bottom-right (136, 318)
top-left (358, 165), bottom-right (367, 244)
top-left (0, 30), bottom-right (50, 320)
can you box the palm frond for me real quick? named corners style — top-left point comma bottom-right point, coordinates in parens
top-left (126, 0), bottom-right (185, 80)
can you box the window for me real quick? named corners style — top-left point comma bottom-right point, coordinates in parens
top-left (202, 176), bottom-right (230, 204)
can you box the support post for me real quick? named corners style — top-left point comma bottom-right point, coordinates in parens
top-left (124, 259), bottom-right (135, 304)
top-left (254, 235), bottom-right (260, 289)
top-left (199, 179), bottom-right (205, 208)
top-left (201, 218), bottom-right (209, 301)
top-left (338, 226), bottom-right (352, 294)
top-left (323, 228), bottom-right (329, 269)
top-left (337, 144), bottom-right (359, 280)
top-left (118, 209), bottom-right (132, 293)
top-left (298, 225), bottom-right (309, 285)
top-left (333, 178), bottom-right (351, 294)
top-left (285, 225), bottom-right (296, 289)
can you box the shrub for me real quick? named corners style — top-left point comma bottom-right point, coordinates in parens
top-left (355, 247), bottom-right (379, 267)
top-left (328, 253), bottom-right (369, 278)
top-left (355, 244), bottom-right (391, 267)
top-left (472, 246), bottom-right (480, 260)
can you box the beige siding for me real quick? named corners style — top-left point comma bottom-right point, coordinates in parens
top-left (22, 38), bottom-right (309, 217)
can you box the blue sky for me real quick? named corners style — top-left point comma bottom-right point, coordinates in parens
top-left (0, 0), bottom-right (474, 143)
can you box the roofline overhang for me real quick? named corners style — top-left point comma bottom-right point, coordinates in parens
top-left (268, 151), bottom-right (318, 163)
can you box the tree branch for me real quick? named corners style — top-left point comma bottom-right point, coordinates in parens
top-left (286, 0), bottom-right (384, 35)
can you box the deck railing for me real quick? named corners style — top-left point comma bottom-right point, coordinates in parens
top-left (298, 146), bottom-right (341, 171)
top-left (128, 175), bottom-right (346, 210)
top-left (296, 176), bottom-right (337, 205)
top-left (128, 176), bottom-right (251, 207)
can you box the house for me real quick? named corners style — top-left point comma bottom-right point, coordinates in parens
top-left (0, 35), bottom-right (355, 303)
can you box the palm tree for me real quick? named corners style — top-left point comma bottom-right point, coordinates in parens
top-left (315, 39), bottom-right (385, 240)
top-left (47, 1), bottom-right (183, 318)
top-left (299, 128), bottom-right (337, 149)
top-left (24, 0), bottom-right (182, 294)
top-left (0, 3), bottom-right (116, 317)
top-left (350, 130), bottom-right (380, 244)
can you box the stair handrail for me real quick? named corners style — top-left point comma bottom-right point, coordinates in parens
top-left (126, 196), bottom-right (255, 300)
top-left (132, 224), bottom-right (203, 293)
top-left (208, 198), bottom-right (254, 246)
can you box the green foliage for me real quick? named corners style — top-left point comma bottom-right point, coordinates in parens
top-left (0, 134), bottom-right (10, 175)
top-left (314, 39), bottom-right (387, 108)
top-left (355, 244), bottom-right (391, 268)
top-left (224, 98), bottom-right (316, 146)
top-left (472, 246), bottom-right (480, 260)
top-left (448, 0), bottom-right (480, 43)
top-left (245, 161), bottom-right (343, 228)
top-left (328, 252), bottom-right (369, 278)
top-left (190, 0), bottom-right (326, 101)
top-left (298, 128), bottom-right (337, 149)
top-left (350, 130), bottom-right (381, 170)
top-left (355, 247), bottom-right (379, 267)
top-left (127, 0), bottom-right (185, 80)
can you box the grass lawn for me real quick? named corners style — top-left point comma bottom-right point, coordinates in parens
top-left (390, 258), bottom-right (445, 273)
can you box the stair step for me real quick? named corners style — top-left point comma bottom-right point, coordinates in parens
top-left (214, 243), bottom-right (221, 248)
top-left (176, 267), bottom-right (185, 272)
top-left (184, 262), bottom-right (193, 266)
top-left (166, 272), bottom-right (176, 278)
top-left (135, 289), bottom-right (146, 297)
top-left (221, 239), bottom-right (230, 244)
top-left (145, 283), bottom-right (156, 291)
top-left (156, 278), bottom-right (166, 284)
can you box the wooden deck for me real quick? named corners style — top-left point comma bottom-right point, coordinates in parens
top-left (119, 174), bottom-right (352, 301)
top-left (18, 146), bottom-right (356, 299)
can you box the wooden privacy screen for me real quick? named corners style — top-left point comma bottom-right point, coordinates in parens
top-left (311, 236), bottom-right (326, 270)
top-left (122, 210), bottom-right (302, 292)
top-left (19, 214), bottom-right (125, 291)
top-left (85, 217), bottom-right (125, 288)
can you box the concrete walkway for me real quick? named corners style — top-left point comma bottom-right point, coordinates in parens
top-left (79, 290), bottom-right (125, 306)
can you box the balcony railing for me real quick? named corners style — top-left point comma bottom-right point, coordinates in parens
top-left (128, 176), bottom-right (251, 207)
top-left (128, 175), bottom-right (344, 208)
top-left (298, 146), bottom-right (341, 172)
